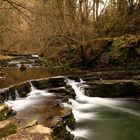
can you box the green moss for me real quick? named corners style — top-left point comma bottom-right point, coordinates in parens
top-left (31, 78), bottom-right (66, 89)
top-left (109, 35), bottom-right (139, 64)
top-left (0, 105), bottom-right (9, 121)
top-left (51, 114), bottom-right (75, 140)
top-left (65, 113), bottom-right (75, 130)
top-left (52, 124), bottom-right (68, 140)
top-left (0, 124), bottom-right (17, 138)
top-left (136, 47), bottom-right (140, 55)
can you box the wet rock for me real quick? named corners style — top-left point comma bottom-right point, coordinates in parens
top-left (15, 82), bottom-right (31, 98)
top-left (67, 75), bottom-right (80, 82)
top-left (8, 87), bottom-right (16, 100)
top-left (48, 85), bottom-right (76, 99)
top-left (85, 80), bottom-right (140, 98)
top-left (0, 120), bottom-right (17, 139)
top-left (31, 77), bottom-right (66, 89)
top-left (0, 95), bottom-right (4, 103)
top-left (80, 70), bottom-right (140, 81)
top-left (20, 65), bottom-right (26, 71)
top-left (0, 88), bottom-right (14, 101)
top-left (52, 116), bottom-right (74, 140)
top-left (66, 85), bottom-right (76, 99)
top-left (46, 107), bottom-right (75, 140)
top-left (0, 82), bottom-right (31, 101)
top-left (48, 87), bottom-right (67, 93)
top-left (7, 109), bottom-right (17, 117)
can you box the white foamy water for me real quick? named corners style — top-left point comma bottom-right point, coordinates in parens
top-left (15, 89), bottom-right (20, 99)
top-left (67, 79), bottom-right (140, 116)
top-left (4, 77), bottom-right (140, 140)
top-left (5, 84), bottom-right (54, 112)
top-left (66, 78), bottom-right (140, 139)
top-left (71, 128), bottom-right (89, 139)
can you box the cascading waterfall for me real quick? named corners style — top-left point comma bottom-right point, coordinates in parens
top-left (30, 81), bottom-right (36, 91)
top-left (15, 89), bottom-right (20, 99)
top-left (5, 82), bottom-right (54, 112)
top-left (66, 78), bottom-right (140, 140)
top-left (3, 77), bottom-right (140, 140)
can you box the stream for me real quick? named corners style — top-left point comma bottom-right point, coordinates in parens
top-left (3, 77), bottom-right (140, 140)
top-left (67, 79), bottom-right (140, 140)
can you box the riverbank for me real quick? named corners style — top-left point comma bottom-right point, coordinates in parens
top-left (40, 34), bottom-right (140, 70)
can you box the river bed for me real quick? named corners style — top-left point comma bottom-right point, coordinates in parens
top-left (3, 77), bottom-right (140, 140)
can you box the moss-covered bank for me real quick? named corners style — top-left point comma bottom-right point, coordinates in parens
top-left (41, 34), bottom-right (140, 70)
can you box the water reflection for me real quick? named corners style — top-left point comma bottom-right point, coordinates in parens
top-left (0, 67), bottom-right (83, 88)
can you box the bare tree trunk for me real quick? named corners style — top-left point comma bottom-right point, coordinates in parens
top-left (95, 0), bottom-right (99, 20)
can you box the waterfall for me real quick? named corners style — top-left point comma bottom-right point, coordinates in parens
top-left (66, 78), bottom-right (140, 140)
top-left (15, 89), bottom-right (20, 99)
top-left (5, 81), bottom-right (54, 112)
top-left (8, 93), bottom-right (13, 101)
top-left (29, 81), bottom-right (36, 91)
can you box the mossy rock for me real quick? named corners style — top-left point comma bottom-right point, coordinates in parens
top-left (0, 104), bottom-right (9, 121)
top-left (82, 38), bottom-right (113, 64)
top-left (52, 120), bottom-right (73, 140)
top-left (65, 113), bottom-right (75, 130)
top-left (50, 108), bottom-right (75, 140)
top-left (109, 35), bottom-right (140, 64)
top-left (31, 77), bottom-right (66, 89)
top-left (0, 120), bottom-right (17, 139)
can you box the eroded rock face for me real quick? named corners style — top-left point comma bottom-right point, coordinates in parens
top-left (48, 85), bottom-right (76, 100)
top-left (15, 82), bottom-right (31, 98)
top-left (85, 80), bottom-right (140, 98)
top-left (31, 77), bottom-right (66, 89)
top-left (0, 76), bottom-right (76, 140)
top-left (0, 82), bottom-right (31, 101)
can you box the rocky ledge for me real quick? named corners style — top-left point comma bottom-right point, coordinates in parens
top-left (0, 76), bottom-right (76, 140)
top-left (84, 80), bottom-right (140, 98)
top-left (1, 70), bottom-right (140, 139)
top-left (68, 70), bottom-right (140, 98)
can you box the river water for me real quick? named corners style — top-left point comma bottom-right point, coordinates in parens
top-left (0, 67), bottom-right (86, 88)
top-left (67, 79), bottom-right (140, 140)
top-left (1, 69), bottom-right (140, 140)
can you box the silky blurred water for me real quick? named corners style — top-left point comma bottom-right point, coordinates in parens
top-left (67, 79), bottom-right (140, 140)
